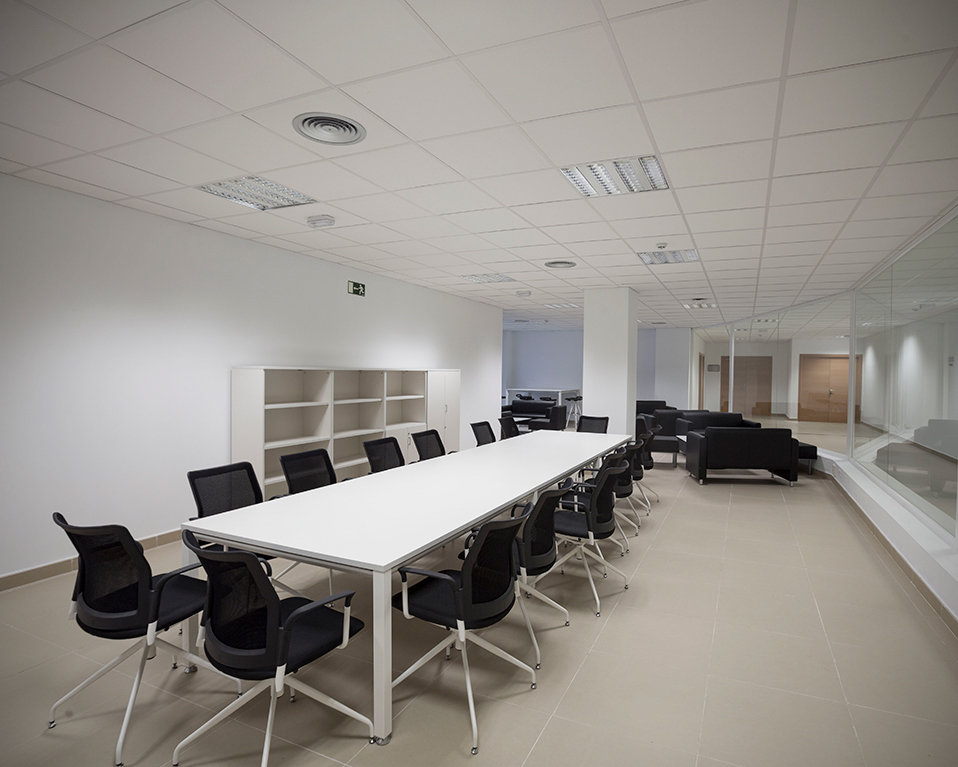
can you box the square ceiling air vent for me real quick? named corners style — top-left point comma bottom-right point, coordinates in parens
top-left (196, 176), bottom-right (316, 210)
top-left (561, 156), bottom-right (668, 197)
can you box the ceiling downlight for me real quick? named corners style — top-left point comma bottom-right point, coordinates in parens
top-left (293, 112), bottom-right (366, 145)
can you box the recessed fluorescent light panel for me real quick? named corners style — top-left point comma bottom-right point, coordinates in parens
top-left (637, 249), bottom-right (699, 265)
top-left (197, 176), bottom-right (316, 210)
top-left (561, 156), bottom-right (668, 197)
top-left (683, 302), bottom-right (718, 309)
top-left (460, 273), bottom-right (516, 283)
top-left (543, 303), bottom-right (579, 309)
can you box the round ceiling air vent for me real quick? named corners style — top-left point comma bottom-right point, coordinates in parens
top-left (293, 113), bottom-right (366, 145)
top-left (544, 260), bottom-right (577, 269)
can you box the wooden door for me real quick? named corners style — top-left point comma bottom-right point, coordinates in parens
top-left (798, 355), bottom-right (863, 422)
top-left (720, 356), bottom-right (773, 415)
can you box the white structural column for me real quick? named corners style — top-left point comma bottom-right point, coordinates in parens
top-left (583, 287), bottom-right (638, 435)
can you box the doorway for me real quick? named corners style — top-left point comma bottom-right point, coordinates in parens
top-left (720, 356), bottom-right (773, 415)
top-left (798, 354), bottom-right (862, 422)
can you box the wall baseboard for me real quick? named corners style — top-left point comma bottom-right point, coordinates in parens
top-left (0, 529), bottom-right (181, 593)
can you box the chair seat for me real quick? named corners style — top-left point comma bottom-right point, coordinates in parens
top-left (206, 597), bottom-right (364, 680)
top-left (78, 573), bottom-right (207, 640)
top-left (553, 508), bottom-right (591, 539)
top-left (391, 570), bottom-right (514, 630)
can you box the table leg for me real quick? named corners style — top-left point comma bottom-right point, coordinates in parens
top-left (371, 569), bottom-right (393, 745)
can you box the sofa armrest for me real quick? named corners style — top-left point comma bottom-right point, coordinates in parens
top-left (741, 419), bottom-right (762, 428)
top-left (686, 431), bottom-right (707, 481)
top-left (676, 418), bottom-right (691, 437)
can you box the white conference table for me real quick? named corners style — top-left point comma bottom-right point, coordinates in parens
top-left (183, 429), bottom-right (630, 744)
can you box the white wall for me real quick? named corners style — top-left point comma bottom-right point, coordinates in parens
top-left (654, 328), bottom-right (692, 408)
top-left (635, 327), bottom-right (656, 397)
top-left (501, 329), bottom-right (583, 394)
top-left (582, 288), bottom-right (637, 434)
top-left (0, 174), bottom-right (503, 578)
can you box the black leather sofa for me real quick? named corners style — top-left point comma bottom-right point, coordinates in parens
top-left (648, 409), bottom-right (709, 467)
top-left (636, 400), bottom-right (673, 417)
top-left (676, 412), bottom-right (761, 453)
top-left (686, 427), bottom-right (800, 484)
top-left (509, 399), bottom-right (553, 418)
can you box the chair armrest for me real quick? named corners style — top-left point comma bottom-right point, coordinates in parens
top-left (280, 590), bottom-right (357, 657)
top-left (397, 567), bottom-right (463, 619)
top-left (148, 562), bottom-right (203, 624)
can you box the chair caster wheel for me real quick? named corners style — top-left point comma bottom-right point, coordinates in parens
top-left (596, 611), bottom-right (601, 617)
top-left (565, 621), bottom-right (570, 626)
top-left (48, 721), bottom-right (56, 729)
top-left (624, 584), bottom-right (629, 589)
top-left (531, 683), bottom-right (537, 690)
top-left (603, 573), bottom-right (608, 578)
top-left (171, 661), bottom-right (177, 669)
top-left (183, 664), bottom-right (197, 674)
top-left (369, 738), bottom-right (376, 744)
top-left (471, 747), bottom-right (478, 755)
top-left (535, 663), bottom-right (541, 670)
top-left (290, 694), bottom-right (296, 702)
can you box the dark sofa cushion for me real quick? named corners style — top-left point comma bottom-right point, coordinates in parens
top-left (510, 399), bottom-right (553, 417)
top-left (676, 412), bottom-right (761, 435)
top-left (687, 427), bottom-right (799, 483)
top-left (636, 400), bottom-right (672, 416)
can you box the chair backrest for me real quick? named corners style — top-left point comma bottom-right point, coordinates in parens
top-left (499, 416), bottom-right (520, 439)
top-left (411, 429), bottom-right (445, 460)
top-left (547, 405), bottom-right (568, 429)
top-left (363, 436), bottom-right (405, 473)
top-left (516, 487), bottom-right (565, 575)
top-left (471, 421), bottom-right (496, 446)
top-left (182, 530), bottom-right (282, 674)
top-left (53, 513), bottom-right (153, 635)
top-left (582, 455), bottom-right (629, 538)
top-left (461, 515), bottom-right (524, 624)
top-left (187, 462), bottom-right (263, 518)
top-left (577, 415), bottom-right (609, 433)
top-left (615, 443), bottom-right (642, 497)
top-left (280, 448), bottom-right (336, 494)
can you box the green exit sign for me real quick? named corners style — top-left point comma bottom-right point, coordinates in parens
top-left (348, 280), bottom-right (366, 296)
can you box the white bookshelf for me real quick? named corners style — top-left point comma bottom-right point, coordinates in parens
top-left (232, 366), bottom-right (459, 489)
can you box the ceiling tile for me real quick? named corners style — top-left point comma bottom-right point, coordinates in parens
top-left (852, 191), bottom-right (957, 221)
top-left (625, 233), bottom-right (696, 252)
top-left (565, 240), bottom-right (633, 257)
top-left (613, 0), bottom-right (789, 100)
top-left (332, 223), bottom-right (408, 245)
top-left (266, 160), bottom-right (383, 201)
top-left (328, 193), bottom-right (429, 222)
top-left (664, 141), bottom-right (773, 187)
top-left (442, 208), bottom-right (530, 233)
top-left (108, 2), bottom-right (326, 111)
top-left (645, 82), bottom-right (779, 153)
top-left (37, 153), bottom-right (180, 196)
top-left (539, 221), bottom-right (620, 243)
top-left (774, 123), bottom-right (904, 176)
top-left (769, 167), bottom-right (876, 205)
top-left (421, 126), bottom-right (550, 179)
top-left (98, 137), bottom-right (244, 186)
top-left (115, 196), bottom-right (202, 222)
top-left (407, 0), bottom-right (599, 54)
top-left (869, 159), bottom-right (958, 196)
top-left (268, 201), bottom-right (367, 228)
top-left (611, 215), bottom-right (688, 239)
top-left (14, 167), bottom-right (124, 201)
top-left (25, 46), bottom-right (229, 132)
top-left (922, 61), bottom-right (958, 118)
top-left (218, 212), bottom-right (308, 237)
top-left (789, 0), bottom-right (958, 74)
top-left (589, 191), bottom-right (682, 220)
top-left (0, 121), bottom-right (82, 166)
top-left (694, 229), bottom-right (764, 248)
top-left (675, 180), bottom-right (769, 213)
top-left (0, 158), bottom-right (26, 173)
top-left (462, 26), bottom-right (632, 122)
top-left (482, 229), bottom-right (555, 248)
top-left (23, 0), bottom-right (185, 38)
top-left (218, 0), bottom-right (448, 84)
top-left (521, 105), bottom-right (653, 166)
top-left (373, 240), bottom-right (444, 258)
top-left (765, 222), bottom-right (843, 244)
top-left (343, 61), bottom-right (509, 141)
top-left (780, 54), bottom-right (950, 135)
top-left (763, 241), bottom-right (830, 257)
top-left (0, 2), bottom-right (88, 75)
top-left (767, 200), bottom-right (856, 227)
top-left (332, 144), bottom-right (462, 191)
top-left (840, 217), bottom-right (932, 239)
top-left (167, 116), bottom-right (320, 173)
top-left (143, 187), bottom-right (260, 218)
top-left (686, 208), bottom-right (766, 233)
top-left (829, 235), bottom-right (907, 253)
top-left (0, 81), bottom-right (149, 151)
top-left (426, 234), bottom-right (500, 252)
top-left (514, 200), bottom-right (603, 227)
top-left (890, 115), bottom-right (958, 164)
top-left (397, 182), bottom-right (500, 215)
top-left (386, 215), bottom-right (469, 238)
top-left (474, 169), bottom-right (580, 206)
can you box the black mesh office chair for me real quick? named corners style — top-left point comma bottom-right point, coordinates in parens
top-left (550, 456), bottom-right (632, 616)
top-left (411, 429), bottom-right (452, 461)
top-left (633, 429), bottom-right (659, 508)
top-left (499, 415), bottom-right (521, 440)
top-left (363, 436), bottom-right (405, 473)
top-left (514, 487), bottom-right (570, 633)
top-left (50, 514), bottom-right (209, 767)
top-left (173, 532), bottom-right (373, 767)
top-left (280, 447), bottom-right (336, 493)
top-left (471, 421), bottom-right (496, 446)
top-left (576, 415), bottom-right (609, 433)
top-left (187, 462), bottom-right (305, 598)
top-left (391, 516), bottom-right (537, 755)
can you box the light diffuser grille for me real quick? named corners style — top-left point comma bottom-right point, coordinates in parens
top-left (561, 156), bottom-right (668, 197)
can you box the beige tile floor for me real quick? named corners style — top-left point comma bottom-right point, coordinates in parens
top-left (4, 463), bottom-right (958, 767)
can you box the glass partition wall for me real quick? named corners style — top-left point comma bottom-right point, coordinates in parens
top-left (853, 217), bottom-right (958, 536)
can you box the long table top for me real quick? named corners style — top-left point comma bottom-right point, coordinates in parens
top-left (183, 430), bottom-right (629, 573)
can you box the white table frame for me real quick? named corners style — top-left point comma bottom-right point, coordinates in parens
top-left (182, 430), bottom-right (629, 744)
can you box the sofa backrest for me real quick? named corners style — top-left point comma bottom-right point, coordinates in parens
top-left (654, 409), bottom-right (708, 436)
top-left (681, 412), bottom-right (747, 432)
top-left (704, 427), bottom-right (794, 470)
top-left (511, 399), bottom-right (553, 416)
top-left (636, 400), bottom-right (671, 416)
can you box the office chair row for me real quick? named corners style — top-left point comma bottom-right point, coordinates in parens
top-left (49, 422), bottom-right (655, 762)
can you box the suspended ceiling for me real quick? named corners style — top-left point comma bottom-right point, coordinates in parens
top-left (2, 0), bottom-right (957, 332)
